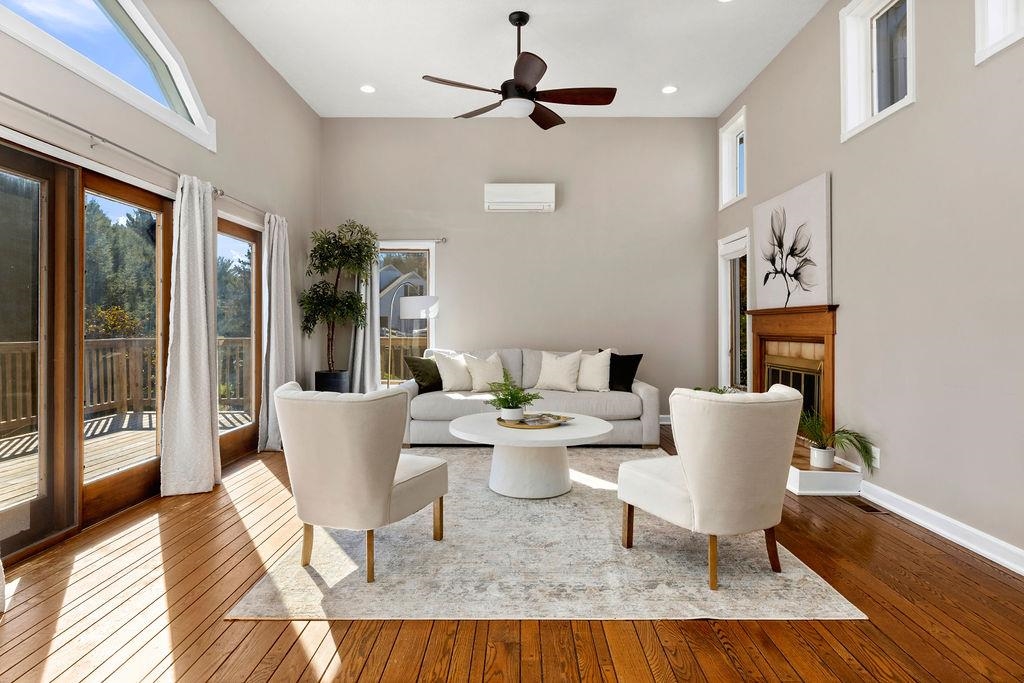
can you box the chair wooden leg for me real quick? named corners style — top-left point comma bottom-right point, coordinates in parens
top-left (300, 524), bottom-right (313, 567)
top-left (708, 535), bottom-right (718, 590)
top-left (621, 503), bottom-right (634, 548)
top-left (433, 497), bottom-right (444, 541)
top-left (765, 527), bottom-right (782, 573)
top-left (366, 530), bottom-right (375, 583)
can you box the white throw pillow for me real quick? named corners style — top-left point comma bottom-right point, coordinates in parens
top-left (535, 350), bottom-right (582, 392)
top-left (577, 349), bottom-right (612, 392)
top-left (465, 353), bottom-right (504, 392)
top-left (433, 353), bottom-right (473, 391)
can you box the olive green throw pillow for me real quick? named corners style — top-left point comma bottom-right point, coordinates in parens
top-left (404, 356), bottom-right (442, 393)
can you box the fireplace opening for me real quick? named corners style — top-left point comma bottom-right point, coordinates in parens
top-left (764, 345), bottom-right (823, 415)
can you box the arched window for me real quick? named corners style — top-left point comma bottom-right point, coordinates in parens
top-left (0, 0), bottom-right (216, 150)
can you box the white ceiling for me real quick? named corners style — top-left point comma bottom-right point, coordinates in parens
top-left (210, 1), bottom-right (828, 119)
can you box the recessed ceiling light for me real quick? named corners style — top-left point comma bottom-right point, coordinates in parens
top-left (717, 0), bottom-right (734, 3)
top-left (662, 85), bottom-right (678, 94)
top-left (360, 84), bottom-right (376, 94)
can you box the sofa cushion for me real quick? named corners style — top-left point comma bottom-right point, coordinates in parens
top-left (409, 388), bottom-right (642, 421)
top-left (427, 348), bottom-right (523, 387)
top-left (532, 390), bottom-right (642, 420)
top-left (410, 391), bottom-right (495, 420)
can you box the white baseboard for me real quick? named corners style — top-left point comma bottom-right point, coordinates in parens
top-left (659, 415), bottom-right (671, 425)
top-left (835, 456), bottom-right (861, 472)
top-left (860, 481), bottom-right (1024, 577)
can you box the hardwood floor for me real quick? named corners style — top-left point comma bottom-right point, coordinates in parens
top-left (2, 425), bottom-right (1023, 681)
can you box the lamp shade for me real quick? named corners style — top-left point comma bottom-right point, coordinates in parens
top-left (399, 295), bottom-right (439, 320)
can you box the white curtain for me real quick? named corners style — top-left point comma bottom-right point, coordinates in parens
top-left (161, 175), bottom-right (219, 496)
top-left (349, 261), bottom-right (380, 393)
top-left (258, 213), bottom-right (296, 451)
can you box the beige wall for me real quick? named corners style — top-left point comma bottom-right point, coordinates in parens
top-left (320, 118), bottom-right (719, 410)
top-left (718, 0), bottom-right (1024, 546)
top-left (0, 0), bottom-right (321, 377)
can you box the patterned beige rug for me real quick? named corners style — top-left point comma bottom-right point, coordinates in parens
top-left (228, 447), bottom-right (864, 621)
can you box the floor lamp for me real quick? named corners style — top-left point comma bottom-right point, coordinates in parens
top-left (387, 293), bottom-right (439, 387)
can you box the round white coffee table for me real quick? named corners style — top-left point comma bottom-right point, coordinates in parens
top-left (449, 412), bottom-right (613, 499)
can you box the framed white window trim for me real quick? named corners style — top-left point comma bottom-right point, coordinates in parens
top-left (0, 0), bottom-right (217, 151)
top-left (840, 0), bottom-right (916, 143)
top-left (718, 106), bottom-right (747, 210)
top-left (717, 229), bottom-right (749, 388)
top-left (378, 239), bottom-right (437, 350)
top-left (975, 0), bottom-right (1024, 64)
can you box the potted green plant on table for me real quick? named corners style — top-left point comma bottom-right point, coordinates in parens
top-left (799, 411), bottom-right (875, 472)
top-left (486, 369), bottom-right (543, 422)
top-left (299, 220), bottom-right (379, 392)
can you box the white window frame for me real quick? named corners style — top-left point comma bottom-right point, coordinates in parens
top-left (0, 0), bottom-right (217, 151)
top-left (378, 240), bottom-right (437, 351)
top-left (717, 229), bottom-right (749, 389)
top-left (840, 0), bottom-right (916, 142)
top-left (718, 106), bottom-right (747, 210)
top-left (975, 0), bottom-right (1024, 64)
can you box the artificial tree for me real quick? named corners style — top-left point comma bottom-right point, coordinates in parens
top-left (299, 219), bottom-right (378, 391)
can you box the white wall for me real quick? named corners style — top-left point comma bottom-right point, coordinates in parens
top-left (320, 117), bottom-right (719, 410)
top-left (0, 0), bottom-right (322, 378)
top-left (717, 0), bottom-right (1024, 547)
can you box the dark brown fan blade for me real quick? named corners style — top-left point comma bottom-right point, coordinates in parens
top-left (513, 51), bottom-right (547, 90)
top-left (455, 101), bottom-right (501, 119)
top-left (535, 87), bottom-right (617, 106)
top-left (529, 103), bottom-right (565, 130)
top-left (423, 75), bottom-right (500, 94)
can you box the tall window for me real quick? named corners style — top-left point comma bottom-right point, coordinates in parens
top-left (82, 189), bottom-right (159, 484)
top-left (216, 220), bottom-right (262, 464)
top-left (0, 0), bottom-right (216, 149)
top-left (976, 0), bottom-right (1024, 64)
top-left (840, 0), bottom-right (916, 141)
top-left (719, 107), bottom-right (747, 209)
top-left (379, 241), bottom-right (435, 384)
top-left (718, 229), bottom-right (749, 390)
top-left (730, 255), bottom-right (748, 390)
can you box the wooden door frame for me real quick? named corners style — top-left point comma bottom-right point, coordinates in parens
top-left (80, 170), bottom-right (172, 527)
top-left (216, 217), bottom-right (262, 465)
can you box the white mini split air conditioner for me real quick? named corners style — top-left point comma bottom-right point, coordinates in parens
top-left (483, 183), bottom-right (555, 213)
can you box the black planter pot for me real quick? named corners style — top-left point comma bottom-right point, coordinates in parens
top-left (314, 370), bottom-right (351, 393)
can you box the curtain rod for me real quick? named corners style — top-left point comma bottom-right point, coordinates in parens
top-left (0, 89), bottom-right (267, 216)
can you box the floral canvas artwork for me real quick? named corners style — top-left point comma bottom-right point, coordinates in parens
top-left (751, 173), bottom-right (832, 308)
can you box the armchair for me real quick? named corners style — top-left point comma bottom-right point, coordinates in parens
top-left (274, 382), bottom-right (448, 582)
top-left (618, 385), bottom-right (802, 589)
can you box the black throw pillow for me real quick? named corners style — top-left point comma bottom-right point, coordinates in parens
top-left (404, 356), bottom-right (442, 393)
top-left (609, 353), bottom-right (643, 392)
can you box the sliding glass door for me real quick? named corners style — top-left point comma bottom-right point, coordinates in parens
top-left (80, 171), bottom-right (171, 526)
top-left (216, 219), bottom-right (261, 463)
top-left (0, 144), bottom-right (77, 559)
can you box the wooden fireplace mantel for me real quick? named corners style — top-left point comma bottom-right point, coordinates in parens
top-left (750, 305), bottom-right (837, 430)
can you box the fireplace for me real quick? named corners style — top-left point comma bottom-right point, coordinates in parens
top-left (749, 305), bottom-right (837, 430)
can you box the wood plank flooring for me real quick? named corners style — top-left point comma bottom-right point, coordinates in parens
top-left (2, 425), bottom-right (1023, 681)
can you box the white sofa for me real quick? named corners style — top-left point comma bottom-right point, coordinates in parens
top-left (397, 348), bottom-right (660, 447)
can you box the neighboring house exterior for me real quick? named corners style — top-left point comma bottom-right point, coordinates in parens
top-left (379, 266), bottom-right (428, 337)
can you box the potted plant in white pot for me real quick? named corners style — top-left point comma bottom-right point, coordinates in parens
top-left (298, 220), bottom-right (379, 392)
top-left (486, 369), bottom-right (543, 422)
top-left (799, 411), bottom-right (875, 471)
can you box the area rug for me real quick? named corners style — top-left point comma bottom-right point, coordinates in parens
top-left (228, 447), bottom-right (864, 621)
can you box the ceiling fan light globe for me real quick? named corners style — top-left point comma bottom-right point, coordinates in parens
top-left (501, 97), bottom-right (535, 118)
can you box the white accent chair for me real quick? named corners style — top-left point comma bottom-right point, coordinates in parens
top-left (274, 382), bottom-right (448, 582)
top-left (618, 385), bottom-right (802, 589)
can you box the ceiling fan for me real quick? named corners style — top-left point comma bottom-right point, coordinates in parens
top-left (422, 10), bottom-right (616, 130)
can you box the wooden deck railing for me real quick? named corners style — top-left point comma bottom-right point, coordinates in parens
top-left (0, 337), bottom-right (252, 438)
